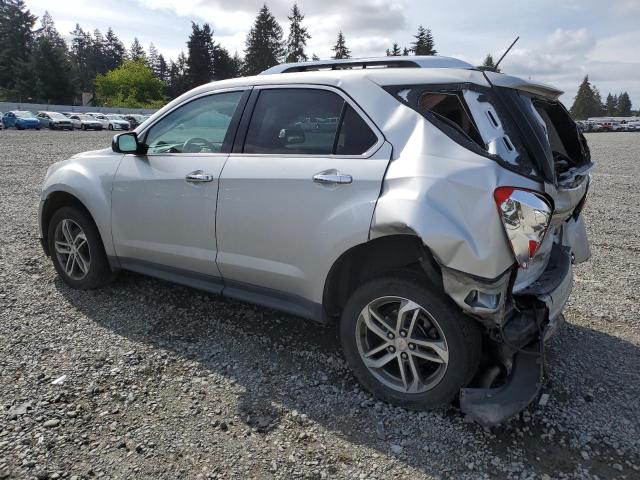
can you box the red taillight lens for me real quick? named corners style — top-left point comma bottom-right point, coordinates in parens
top-left (494, 187), bottom-right (553, 268)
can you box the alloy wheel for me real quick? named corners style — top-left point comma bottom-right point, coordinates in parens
top-left (54, 218), bottom-right (91, 280)
top-left (356, 296), bottom-right (449, 394)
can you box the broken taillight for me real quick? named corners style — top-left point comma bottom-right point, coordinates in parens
top-left (494, 187), bottom-right (553, 268)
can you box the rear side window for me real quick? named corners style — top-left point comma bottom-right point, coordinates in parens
top-left (386, 84), bottom-right (544, 181)
top-left (418, 92), bottom-right (484, 147)
top-left (243, 88), bottom-right (378, 155)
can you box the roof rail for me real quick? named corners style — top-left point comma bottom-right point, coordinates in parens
top-left (260, 55), bottom-right (474, 75)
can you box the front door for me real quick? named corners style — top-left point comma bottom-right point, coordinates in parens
top-left (111, 89), bottom-right (247, 278)
top-left (216, 86), bottom-right (391, 304)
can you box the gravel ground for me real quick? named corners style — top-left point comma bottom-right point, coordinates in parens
top-left (0, 130), bottom-right (638, 480)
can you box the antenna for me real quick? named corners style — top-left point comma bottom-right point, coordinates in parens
top-left (494, 36), bottom-right (519, 71)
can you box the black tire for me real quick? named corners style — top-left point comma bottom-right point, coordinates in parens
top-left (108, 124), bottom-right (113, 130)
top-left (340, 273), bottom-right (481, 410)
top-left (47, 206), bottom-right (114, 290)
top-left (81, 125), bottom-right (86, 131)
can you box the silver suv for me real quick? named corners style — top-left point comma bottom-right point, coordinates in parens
top-left (39, 56), bottom-right (592, 425)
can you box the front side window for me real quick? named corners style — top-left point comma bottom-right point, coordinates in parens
top-left (145, 91), bottom-right (243, 154)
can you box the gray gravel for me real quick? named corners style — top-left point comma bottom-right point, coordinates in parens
top-left (0, 129), bottom-right (639, 479)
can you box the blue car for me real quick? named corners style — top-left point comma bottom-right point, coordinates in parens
top-left (2, 111), bottom-right (41, 130)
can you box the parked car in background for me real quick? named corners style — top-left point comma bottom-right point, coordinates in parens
top-left (104, 114), bottom-right (132, 130)
top-left (67, 114), bottom-right (104, 131)
top-left (622, 121), bottom-right (640, 131)
top-left (89, 113), bottom-right (130, 130)
top-left (38, 56), bottom-right (593, 426)
top-left (36, 111), bottom-right (74, 130)
top-left (122, 114), bottom-right (145, 129)
top-left (85, 112), bottom-right (109, 129)
top-left (3, 110), bottom-right (40, 130)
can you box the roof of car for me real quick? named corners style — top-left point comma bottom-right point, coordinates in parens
top-left (260, 55), bottom-right (474, 74)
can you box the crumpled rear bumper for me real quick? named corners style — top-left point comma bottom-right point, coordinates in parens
top-left (459, 243), bottom-right (572, 426)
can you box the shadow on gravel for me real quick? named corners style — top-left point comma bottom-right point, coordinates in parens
top-left (55, 271), bottom-right (639, 477)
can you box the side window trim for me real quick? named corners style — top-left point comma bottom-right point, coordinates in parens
top-left (232, 84), bottom-right (384, 158)
top-left (139, 87), bottom-right (251, 155)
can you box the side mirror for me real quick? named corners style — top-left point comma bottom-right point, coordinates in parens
top-left (278, 127), bottom-right (305, 145)
top-left (112, 132), bottom-right (140, 153)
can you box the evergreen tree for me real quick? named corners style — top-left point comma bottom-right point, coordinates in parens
top-left (570, 76), bottom-right (604, 120)
top-left (386, 43), bottom-right (401, 56)
top-left (212, 44), bottom-right (240, 80)
top-left (402, 47), bottom-right (410, 56)
top-left (166, 51), bottom-right (189, 98)
top-left (285, 3), bottom-right (310, 63)
top-left (0, 0), bottom-right (36, 91)
top-left (311, 53), bottom-right (320, 61)
top-left (26, 12), bottom-right (74, 103)
top-left (605, 93), bottom-right (617, 116)
top-left (243, 5), bottom-right (284, 76)
top-left (332, 31), bottom-right (351, 59)
top-left (411, 25), bottom-right (436, 55)
top-left (231, 51), bottom-right (243, 76)
top-left (39, 11), bottom-right (65, 48)
top-left (481, 54), bottom-right (499, 72)
top-left (186, 22), bottom-right (215, 87)
top-left (617, 92), bottom-right (632, 116)
top-left (148, 43), bottom-right (159, 75)
top-left (593, 86), bottom-right (604, 116)
top-left (104, 28), bottom-right (126, 71)
top-left (129, 37), bottom-right (146, 62)
top-left (156, 54), bottom-right (168, 82)
top-left (93, 29), bottom-right (110, 76)
top-left (70, 24), bottom-right (95, 92)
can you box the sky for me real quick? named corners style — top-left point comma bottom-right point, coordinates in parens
top-left (25, 0), bottom-right (640, 106)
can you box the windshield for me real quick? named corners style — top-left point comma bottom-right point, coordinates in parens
top-left (16, 111), bottom-right (35, 118)
top-left (107, 115), bottom-right (124, 120)
top-left (48, 112), bottom-right (68, 120)
top-left (78, 114), bottom-right (94, 121)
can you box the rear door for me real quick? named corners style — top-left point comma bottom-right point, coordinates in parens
top-left (111, 89), bottom-right (248, 279)
top-left (216, 85), bottom-right (391, 305)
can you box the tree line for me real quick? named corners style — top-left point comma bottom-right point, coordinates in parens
top-left (569, 76), bottom-right (634, 119)
top-left (0, 1), bottom-right (445, 107)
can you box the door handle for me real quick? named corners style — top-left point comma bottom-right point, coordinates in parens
top-left (313, 170), bottom-right (353, 185)
top-left (185, 171), bottom-right (215, 183)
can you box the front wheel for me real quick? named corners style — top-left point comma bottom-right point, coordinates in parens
top-left (47, 206), bottom-right (114, 290)
top-left (340, 274), bottom-right (481, 410)
top-left (108, 124), bottom-right (114, 130)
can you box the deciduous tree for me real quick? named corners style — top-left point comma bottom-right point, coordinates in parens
top-left (95, 59), bottom-right (164, 107)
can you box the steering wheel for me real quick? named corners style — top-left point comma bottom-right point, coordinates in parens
top-left (182, 137), bottom-right (216, 153)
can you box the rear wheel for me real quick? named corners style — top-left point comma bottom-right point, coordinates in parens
top-left (340, 274), bottom-right (481, 409)
top-left (47, 206), bottom-right (114, 290)
top-left (108, 124), bottom-right (114, 130)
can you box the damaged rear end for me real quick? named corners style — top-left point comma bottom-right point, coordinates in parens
top-left (374, 70), bottom-right (592, 425)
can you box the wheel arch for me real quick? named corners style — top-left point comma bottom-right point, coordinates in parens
top-left (322, 234), bottom-right (443, 321)
top-left (41, 190), bottom-right (106, 257)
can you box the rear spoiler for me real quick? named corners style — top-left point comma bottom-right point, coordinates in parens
top-left (483, 71), bottom-right (563, 100)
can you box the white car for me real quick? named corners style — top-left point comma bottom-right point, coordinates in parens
top-left (105, 114), bottom-right (131, 130)
top-left (88, 113), bottom-right (130, 131)
top-left (38, 56), bottom-right (593, 426)
top-left (66, 114), bottom-right (103, 131)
